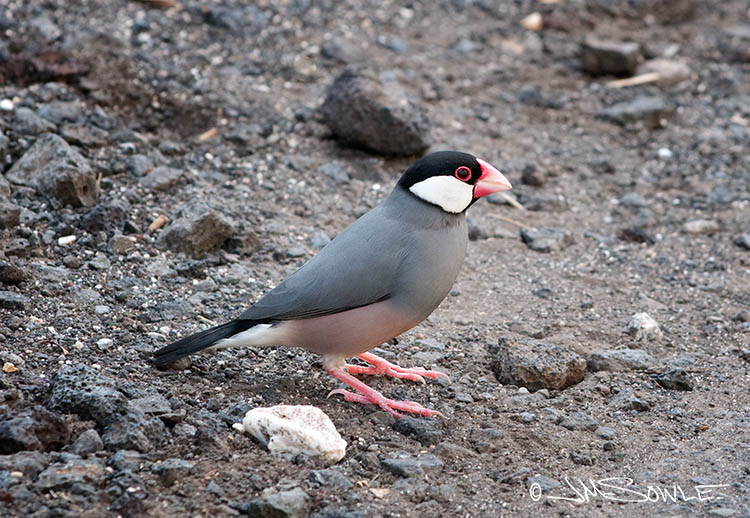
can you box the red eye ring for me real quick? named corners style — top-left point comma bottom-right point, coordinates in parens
top-left (454, 166), bottom-right (472, 182)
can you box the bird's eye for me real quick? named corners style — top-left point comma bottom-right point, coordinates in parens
top-left (454, 166), bottom-right (472, 182)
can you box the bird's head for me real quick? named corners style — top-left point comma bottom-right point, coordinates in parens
top-left (397, 151), bottom-right (512, 214)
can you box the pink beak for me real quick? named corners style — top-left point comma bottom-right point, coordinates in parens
top-left (474, 158), bottom-right (512, 198)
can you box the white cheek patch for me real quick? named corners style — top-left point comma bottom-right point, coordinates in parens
top-left (409, 176), bottom-right (474, 213)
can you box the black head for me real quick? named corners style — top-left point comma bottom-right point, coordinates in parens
top-left (396, 151), bottom-right (511, 214)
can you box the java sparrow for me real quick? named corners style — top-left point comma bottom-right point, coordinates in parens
top-left (153, 151), bottom-right (512, 417)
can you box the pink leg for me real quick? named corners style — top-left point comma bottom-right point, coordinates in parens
top-left (327, 367), bottom-right (444, 418)
top-left (343, 351), bottom-right (450, 384)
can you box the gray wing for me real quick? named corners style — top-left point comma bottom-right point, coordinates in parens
top-left (240, 204), bottom-right (407, 321)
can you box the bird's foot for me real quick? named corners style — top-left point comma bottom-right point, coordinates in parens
top-left (343, 351), bottom-right (450, 384)
top-left (327, 367), bottom-right (444, 418)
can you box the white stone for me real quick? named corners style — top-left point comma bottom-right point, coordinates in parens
top-left (626, 313), bottom-right (661, 340)
top-left (58, 235), bottom-right (77, 246)
top-left (233, 405), bottom-right (346, 465)
top-left (0, 99), bottom-right (14, 111)
top-left (657, 147), bottom-right (673, 159)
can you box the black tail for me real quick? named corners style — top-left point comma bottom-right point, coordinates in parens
top-left (152, 319), bottom-right (252, 367)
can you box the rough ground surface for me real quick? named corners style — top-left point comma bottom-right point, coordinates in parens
top-left (1, 1), bottom-right (749, 517)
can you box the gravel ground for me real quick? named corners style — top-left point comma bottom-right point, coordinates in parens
top-left (1, 1), bottom-right (749, 517)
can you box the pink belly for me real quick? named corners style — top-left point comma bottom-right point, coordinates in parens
top-left (281, 301), bottom-right (420, 358)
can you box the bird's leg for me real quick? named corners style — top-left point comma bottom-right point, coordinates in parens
top-left (343, 351), bottom-right (450, 384)
top-left (327, 367), bottom-right (444, 418)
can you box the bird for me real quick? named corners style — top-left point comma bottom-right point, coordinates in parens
top-left (153, 151), bottom-right (511, 418)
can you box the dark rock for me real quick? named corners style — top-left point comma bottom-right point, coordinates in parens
top-left (35, 457), bottom-right (105, 490)
top-left (321, 69), bottom-right (431, 156)
top-left (204, 7), bottom-right (242, 34)
top-left (618, 226), bottom-right (655, 245)
top-left (598, 96), bottom-right (669, 128)
top-left (589, 157), bottom-right (615, 175)
top-left (581, 37), bottom-right (640, 76)
top-left (14, 107), bottom-right (56, 135)
top-left (518, 84), bottom-right (545, 107)
top-left (107, 450), bottom-right (143, 472)
top-left (520, 227), bottom-right (573, 253)
top-left (559, 412), bottom-right (599, 432)
top-left (733, 309), bottom-right (750, 323)
top-left (60, 123), bottom-right (109, 147)
top-left (381, 453), bottom-right (444, 478)
top-left (735, 233), bottom-right (750, 251)
top-left (47, 363), bottom-right (129, 426)
top-left (392, 417), bottom-right (443, 446)
top-left (519, 192), bottom-right (568, 212)
top-left (140, 166), bottom-right (184, 192)
top-left (79, 199), bottom-right (129, 234)
top-left (69, 429), bottom-right (104, 457)
top-left (242, 487), bottom-right (310, 518)
top-left (125, 154), bottom-right (153, 177)
top-left (157, 202), bottom-right (234, 258)
top-left (595, 426), bottom-right (616, 440)
top-left (0, 406), bottom-right (70, 454)
top-left (0, 451), bottom-right (48, 479)
top-left (101, 412), bottom-right (166, 453)
top-left (520, 164), bottom-right (544, 187)
top-left (0, 259), bottom-right (29, 284)
top-left (610, 389), bottom-right (650, 412)
top-left (0, 291), bottom-right (29, 310)
top-left (308, 468), bottom-right (354, 489)
top-left (488, 338), bottom-right (586, 391)
top-left (588, 349), bottom-right (654, 372)
top-left (0, 201), bottom-right (22, 228)
top-left (653, 368), bottom-right (693, 391)
top-left (130, 393), bottom-right (172, 415)
top-left (151, 458), bottom-right (195, 486)
top-left (6, 133), bottom-right (99, 207)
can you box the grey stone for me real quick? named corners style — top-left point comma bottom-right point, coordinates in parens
top-left (310, 231), bottom-right (331, 249)
top-left (541, 407), bottom-right (563, 424)
top-left (707, 185), bottom-right (736, 205)
top-left (526, 474), bottom-right (561, 491)
top-left (581, 37), bottom-right (640, 76)
top-left (88, 252), bottom-right (111, 270)
top-left (598, 96), bottom-right (669, 128)
top-left (619, 192), bottom-right (646, 207)
top-left (588, 349), bottom-right (654, 372)
top-left (286, 246), bottom-right (306, 258)
top-left (683, 219), bottom-right (719, 234)
top-left (110, 234), bottom-right (136, 254)
top-left (244, 487), bottom-right (310, 518)
top-left (709, 508), bottom-right (737, 517)
top-left (0, 201), bottom-right (21, 229)
top-left (6, 133), bottom-right (99, 207)
top-left (131, 393), bottom-right (172, 415)
top-left (321, 69), bottom-right (431, 156)
top-left (0, 260), bottom-right (27, 285)
top-left (610, 389), bottom-right (650, 412)
top-left (308, 468), bottom-right (354, 489)
top-left (317, 162), bottom-right (350, 184)
top-left (204, 6), bottom-right (243, 34)
top-left (157, 202), bottom-right (234, 258)
top-left (636, 59), bottom-right (692, 86)
top-left (151, 458), bottom-right (195, 486)
top-left (653, 368), bottom-right (693, 391)
top-left (376, 35), bottom-right (408, 55)
top-left (60, 122), bottom-right (109, 147)
top-left (35, 457), bottom-right (106, 490)
top-left (48, 363), bottom-right (129, 426)
top-left (102, 412), bottom-right (166, 453)
top-left (125, 154), bottom-right (153, 177)
top-left (69, 429), bottom-right (104, 457)
top-left (140, 166), bottom-right (184, 192)
top-left (559, 412), bottom-right (599, 432)
top-left (0, 406), bottom-right (70, 454)
top-left (0, 451), bottom-right (49, 479)
top-left (488, 338), bottom-right (586, 391)
top-left (595, 426), bottom-right (616, 440)
top-left (719, 25), bottom-right (750, 63)
top-left (0, 130), bottom-right (9, 155)
top-left (0, 174), bottom-right (10, 199)
top-left (381, 453), bottom-right (444, 478)
top-left (79, 199), bottom-right (129, 234)
top-left (0, 291), bottom-right (29, 310)
top-left (14, 107), bottom-right (56, 135)
top-left (392, 416), bottom-right (443, 446)
top-left (320, 38), bottom-right (365, 64)
top-left (29, 15), bottom-right (62, 41)
top-left (626, 313), bottom-right (662, 340)
top-left (37, 101), bottom-right (83, 125)
top-left (734, 233), bottom-right (750, 251)
top-left (520, 227), bottom-right (573, 253)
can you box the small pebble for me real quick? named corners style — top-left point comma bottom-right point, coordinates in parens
top-left (0, 99), bottom-right (14, 111)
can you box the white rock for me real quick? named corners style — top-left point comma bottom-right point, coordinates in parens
top-left (626, 313), bottom-right (661, 340)
top-left (0, 99), bottom-right (14, 111)
top-left (233, 405), bottom-right (346, 465)
top-left (683, 219), bottom-right (719, 235)
top-left (657, 147), bottom-right (673, 159)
